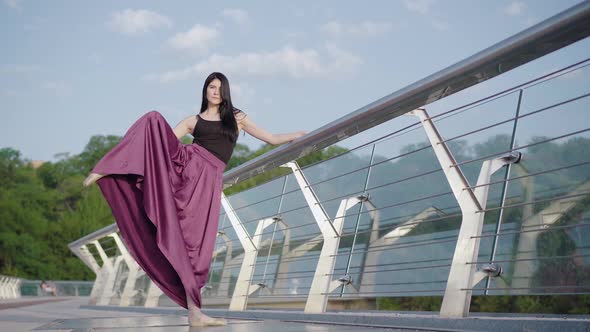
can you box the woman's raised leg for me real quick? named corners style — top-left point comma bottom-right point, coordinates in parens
top-left (83, 172), bottom-right (107, 187)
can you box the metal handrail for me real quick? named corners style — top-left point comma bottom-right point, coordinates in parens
top-left (68, 224), bottom-right (118, 249)
top-left (222, 1), bottom-right (590, 187)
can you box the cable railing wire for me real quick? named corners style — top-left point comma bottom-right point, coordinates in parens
top-left (219, 91), bottom-right (590, 229)
top-left (473, 222), bottom-right (590, 240)
top-left (453, 127), bottom-right (590, 169)
top-left (219, 127), bottom-right (590, 232)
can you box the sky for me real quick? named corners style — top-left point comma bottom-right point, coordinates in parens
top-left (1, 0), bottom-right (588, 162)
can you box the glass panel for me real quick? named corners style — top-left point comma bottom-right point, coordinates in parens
top-left (433, 91), bottom-right (519, 185)
top-left (262, 174), bottom-right (321, 297)
top-left (110, 261), bottom-right (129, 304)
top-left (133, 274), bottom-right (151, 306)
top-left (302, 144), bottom-right (373, 218)
top-left (102, 236), bottom-right (121, 257)
top-left (225, 175), bottom-right (285, 236)
top-left (520, 65), bottom-right (590, 116)
top-left (358, 114), bottom-right (511, 296)
top-left (250, 220), bottom-right (281, 298)
top-left (335, 209), bottom-right (373, 297)
top-left (202, 232), bottom-right (229, 299)
top-left (515, 97), bottom-right (590, 151)
top-left (207, 210), bottom-right (243, 300)
top-left (85, 243), bottom-right (104, 267)
top-left (482, 94), bottom-right (590, 294)
top-left (358, 223), bottom-right (459, 297)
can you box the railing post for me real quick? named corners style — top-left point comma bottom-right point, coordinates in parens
top-left (212, 231), bottom-right (233, 298)
top-left (89, 240), bottom-right (116, 305)
top-left (409, 108), bottom-right (519, 317)
top-left (144, 278), bottom-right (164, 307)
top-left (281, 161), bottom-right (372, 313)
top-left (97, 255), bottom-right (125, 305)
top-left (221, 193), bottom-right (256, 311)
top-left (108, 232), bottom-right (143, 307)
top-left (222, 193), bottom-right (285, 311)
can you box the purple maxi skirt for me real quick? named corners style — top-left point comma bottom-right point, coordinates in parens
top-left (91, 110), bottom-right (226, 309)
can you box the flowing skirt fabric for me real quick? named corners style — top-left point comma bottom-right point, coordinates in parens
top-left (92, 110), bottom-right (226, 309)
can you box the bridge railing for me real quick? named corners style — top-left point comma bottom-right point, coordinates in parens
top-left (68, 1), bottom-right (590, 317)
top-left (0, 274), bottom-right (21, 299)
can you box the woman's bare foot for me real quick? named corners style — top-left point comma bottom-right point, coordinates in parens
top-left (186, 290), bottom-right (227, 326)
top-left (83, 173), bottom-right (106, 187)
top-left (187, 308), bottom-right (227, 326)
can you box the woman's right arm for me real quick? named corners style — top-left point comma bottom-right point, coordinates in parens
top-left (173, 115), bottom-right (197, 140)
top-left (239, 114), bottom-right (306, 145)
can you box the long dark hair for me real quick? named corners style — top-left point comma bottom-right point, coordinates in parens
top-left (199, 72), bottom-right (240, 143)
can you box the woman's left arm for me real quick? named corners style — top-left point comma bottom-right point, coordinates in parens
top-left (173, 115), bottom-right (196, 140)
top-left (239, 115), bottom-right (306, 145)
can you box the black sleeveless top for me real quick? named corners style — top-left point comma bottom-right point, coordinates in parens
top-left (191, 110), bottom-right (246, 165)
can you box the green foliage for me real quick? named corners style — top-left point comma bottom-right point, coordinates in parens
top-left (74, 135), bottom-right (122, 174)
top-left (378, 295), bottom-right (590, 314)
top-left (223, 144), bottom-right (349, 196)
top-left (0, 136), bottom-right (347, 280)
top-left (377, 296), bottom-right (442, 311)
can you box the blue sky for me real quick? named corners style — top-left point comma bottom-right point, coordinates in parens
top-left (1, 0), bottom-right (588, 162)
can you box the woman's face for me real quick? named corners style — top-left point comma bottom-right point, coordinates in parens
top-left (206, 78), bottom-right (222, 106)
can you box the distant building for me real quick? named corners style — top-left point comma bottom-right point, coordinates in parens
top-left (29, 160), bottom-right (45, 169)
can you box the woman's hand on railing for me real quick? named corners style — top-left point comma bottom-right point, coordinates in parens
top-left (290, 131), bottom-right (307, 142)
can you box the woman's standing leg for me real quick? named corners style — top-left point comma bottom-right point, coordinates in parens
top-left (186, 289), bottom-right (227, 326)
top-left (182, 159), bottom-right (227, 327)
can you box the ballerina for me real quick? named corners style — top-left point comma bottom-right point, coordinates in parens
top-left (83, 72), bottom-right (306, 326)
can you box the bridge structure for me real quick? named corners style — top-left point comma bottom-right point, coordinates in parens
top-left (2, 2), bottom-right (590, 331)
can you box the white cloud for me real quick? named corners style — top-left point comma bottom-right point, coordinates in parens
top-left (4, 0), bottom-right (21, 10)
top-left (230, 82), bottom-right (255, 105)
top-left (194, 44), bottom-right (362, 78)
top-left (403, 0), bottom-right (435, 15)
top-left (504, 1), bottom-right (526, 16)
top-left (108, 9), bottom-right (172, 36)
top-left (41, 81), bottom-right (72, 97)
top-left (323, 42), bottom-right (363, 75)
top-left (144, 44), bottom-right (362, 83)
top-left (143, 68), bottom-right (193, 83)
top-left (320, 20), bottom-right (393, 38)
top-left (222, 8), bottom-right (249, 25)
top-left (167, 24), bottom-right (219, 55)
top-left (1, 64), bottom-right (40, 74)
top-left (401, 1), bottom-right (448, 31)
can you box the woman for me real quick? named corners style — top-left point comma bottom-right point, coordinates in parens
top-left (83, 72), bottom-right (306, 326)
top-left (40, 280), bottom-right (57, 296)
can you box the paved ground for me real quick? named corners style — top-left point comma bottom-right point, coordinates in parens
top-left (0, 297), bottom-right (433, 332)
top-left (2, 296), bottom-right (589, 332)
top-left (0, 297), bottom-right (167, 331)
